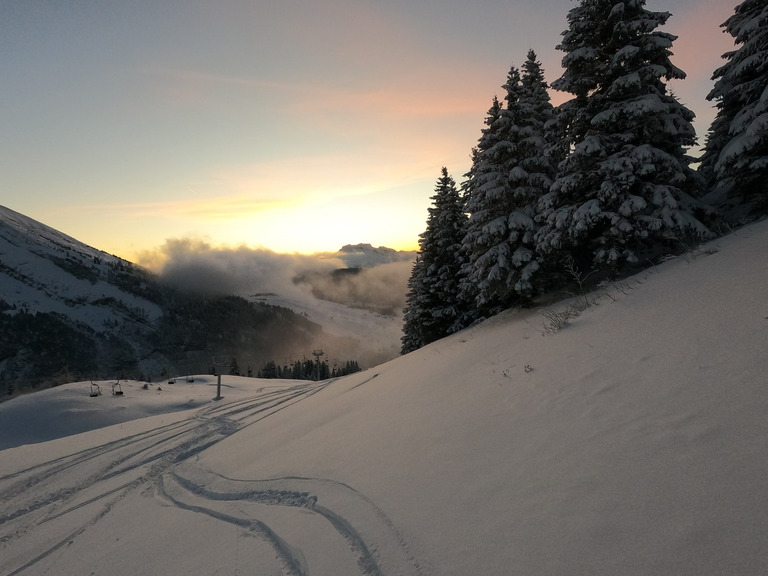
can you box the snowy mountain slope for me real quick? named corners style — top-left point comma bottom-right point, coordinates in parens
top-left (0, 204), bottom-right (162, 329)
top-left (0, 205), bottom-right (171, 390)
top-left (0, 205), bottom-right (118, 263)
top-left (1, 219), bottom-right (767, 575)
top-left (0, 206), bottom-right (353, 391)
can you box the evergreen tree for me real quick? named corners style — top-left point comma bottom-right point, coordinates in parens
top-left (257, 360), bottom-right (278, 379)
top-left (507, 51), bottom-right (559, 294)
top-left (458, 96), bottom-right (509, 317)
top-left (459, 53), bottom-right (558, 317)
top-left (700, 0), bottom-right (768, 220)
top-left (401, 255), bottom-right (427, 354)
top-left (291, 360), bottom-right (304, 380)
top-left (538, 0), bottom-right (710, 277)
top-left (401, 168), bottom-right (467, 353)
top-left (229, 357), bottom-right (241, 376)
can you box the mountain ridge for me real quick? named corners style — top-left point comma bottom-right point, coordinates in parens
top-left (0, 206), bottom-right (335, 394)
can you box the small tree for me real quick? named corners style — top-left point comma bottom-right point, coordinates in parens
top-left (229, 357), bottom-right (241, 376)
top-left (257, 360), bottom-right (278, 379)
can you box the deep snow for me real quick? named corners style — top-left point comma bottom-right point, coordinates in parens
top-left (1, 219), bottom-right (767, 575)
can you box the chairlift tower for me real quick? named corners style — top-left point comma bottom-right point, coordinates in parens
top-left (212, 355), bottom-right (229, 400)
top-left (312, 349), bottom-right (324, 381)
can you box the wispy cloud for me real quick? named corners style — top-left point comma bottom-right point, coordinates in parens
top-left (114, 195), bottom-right (293, 221)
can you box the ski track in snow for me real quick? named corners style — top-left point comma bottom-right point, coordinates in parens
top-left (0, 381), bottom-right (423, 576)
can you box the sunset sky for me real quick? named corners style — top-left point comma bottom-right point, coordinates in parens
top-left (1, 0), bottom-right (735, 264)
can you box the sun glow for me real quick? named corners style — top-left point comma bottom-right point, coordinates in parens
top-left (76, 177), bottom-right (426, 263)
top-left (220, 188), bottom-right (426, 255)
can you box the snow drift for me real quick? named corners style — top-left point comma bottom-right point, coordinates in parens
top-left (1, 220), bottom-right (767, 575)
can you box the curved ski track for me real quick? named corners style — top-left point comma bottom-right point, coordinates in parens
top-left (0, 381), bottom-right (425, 576)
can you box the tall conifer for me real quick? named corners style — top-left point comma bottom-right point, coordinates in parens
top-left (401, 168), bottom-right (467, 353)
top-left (459, 53), bottom-right (557, 317)
top-left (700, 0), bottom-right (768, 220)
top-left (538, 0), bottom-right (709, 275)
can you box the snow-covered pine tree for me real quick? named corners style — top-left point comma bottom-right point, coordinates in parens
top-left (459, 55), bottom-right (557, 318)
top-left (460, 83), bottom-right (522, 317)
top-left (700, 0), bottom-right (768, 220)
top-left (513, 50), bottom-right (560, 290)
top-left (401, 254), bottom-right (427, 354)
top-left (401, 168), bottom-right (467, 354)
top-left (538, 0), bottom-right (710, 278)
top-left (456, 96), bottom-right (506, 320)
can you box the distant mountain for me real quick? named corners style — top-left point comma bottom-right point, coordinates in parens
top-left (0, 206), bottom-right (327, 396)
top-left (335, 243), bottom-right (416, 268)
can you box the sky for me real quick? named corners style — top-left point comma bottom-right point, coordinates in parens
top-left (1, 0), bottom-right (736, 265)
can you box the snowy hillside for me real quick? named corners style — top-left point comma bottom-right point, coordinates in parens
top-left (0, 204), bottom-right (162, 330)
top-left (0, 206), bottom-right (377, 391)
top-left (1, 219), bottom-right (767, 575)
top-left (0, 205), bottom-right (170, 390)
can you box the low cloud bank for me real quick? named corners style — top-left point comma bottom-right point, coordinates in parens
top-left (295, 261), bottom-right (413, 314)
top-left (137, 238), bottom-right (416, 366)
top-left (138, 238), bottom-right (342, 298)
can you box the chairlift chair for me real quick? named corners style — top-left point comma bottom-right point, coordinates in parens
top-left (112, 381), bottom-right (124, 396)
top-left (90, 381), bottom-right (102, 397)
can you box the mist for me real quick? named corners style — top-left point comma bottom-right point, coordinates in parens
top-left (295, 261), bottom-right (413, 315)
top-left (138, 238), bottom-right (340, 297)
top-left (137, 238), bottom-right (416, 368)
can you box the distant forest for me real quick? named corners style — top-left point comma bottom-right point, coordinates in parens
top-left (255, 358), bottom-right (361, 381)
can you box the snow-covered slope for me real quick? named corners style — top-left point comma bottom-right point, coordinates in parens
top-left (0, 205), bottom-right (172, 389)
top-left (1, 219), bottom-right (767, 575)
top-left (0, 204), bottom-right (162, 328)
